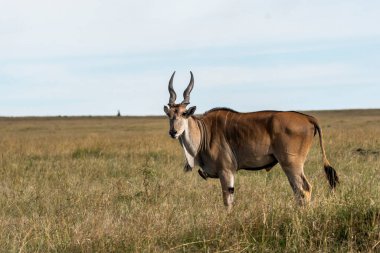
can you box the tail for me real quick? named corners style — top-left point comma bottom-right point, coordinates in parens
top-left (310, 117), bottom-right (339, 189)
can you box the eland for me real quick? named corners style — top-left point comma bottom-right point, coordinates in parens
top-left (163, 71), bottom-right (339, 210)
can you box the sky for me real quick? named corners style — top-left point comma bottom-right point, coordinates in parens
top-left (0, 0), bottom-right (379, 116)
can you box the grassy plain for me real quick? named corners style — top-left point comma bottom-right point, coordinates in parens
top-left (0, 110), bottom-right (379, 252)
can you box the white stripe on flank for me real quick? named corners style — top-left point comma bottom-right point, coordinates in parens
top-left (224, 111), bottom-right (230, 130)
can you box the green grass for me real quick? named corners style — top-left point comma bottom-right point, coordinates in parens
top-left (0, 110), bottom-right (379, 252)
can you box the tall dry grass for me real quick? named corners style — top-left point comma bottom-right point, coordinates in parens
top-left (0, 110), bottom-right (379, 252)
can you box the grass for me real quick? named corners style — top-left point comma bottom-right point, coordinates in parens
top-left (0, 110), bottom-right (379, 252)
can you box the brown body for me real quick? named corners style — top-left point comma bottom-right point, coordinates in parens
top-left (164, 72), bottom-right (339, 210)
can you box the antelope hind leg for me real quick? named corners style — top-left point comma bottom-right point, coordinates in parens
top-left (282, 165), bottom-right (312, 206)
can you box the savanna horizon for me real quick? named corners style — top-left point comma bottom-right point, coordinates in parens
top-left (1, 107), bottom-right (380, 118)
top-left (0, 109), bottom-right (379, 252)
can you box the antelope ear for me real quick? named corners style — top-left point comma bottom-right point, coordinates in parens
top-left (184, 106), bottom-right (196, 117)
top-left (163, 105), bottom-right (170, 116)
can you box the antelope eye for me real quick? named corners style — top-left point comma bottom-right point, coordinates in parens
top-left (182, 111), bottom-right (187, 116)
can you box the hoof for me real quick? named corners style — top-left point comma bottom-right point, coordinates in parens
top-left (184, 163), bottom-right (192, 172)
top-left (198, 169), bottom-right (208, 180)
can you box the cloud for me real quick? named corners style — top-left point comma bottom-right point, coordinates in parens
top-left (1, 0), bottom-right (379, 59)
top-left (0, 1), bottom-right (379, 115)
top-left (196, 63), bottom-right (351, 87)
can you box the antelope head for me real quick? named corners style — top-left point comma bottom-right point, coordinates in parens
top-left (163, 71), bottom-right (196, 139)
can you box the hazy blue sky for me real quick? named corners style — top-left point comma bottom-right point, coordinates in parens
top-left (0, 0), bottom-right (379, 116)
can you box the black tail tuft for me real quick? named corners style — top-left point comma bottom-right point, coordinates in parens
top-left (324, 165), bottom-right (339, 189)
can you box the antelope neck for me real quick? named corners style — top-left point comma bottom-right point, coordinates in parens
top-left (179, 116), bottom-right (202, 157)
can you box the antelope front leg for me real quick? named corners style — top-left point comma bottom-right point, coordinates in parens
top-left (219, 170), bottom-right (235, 212)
